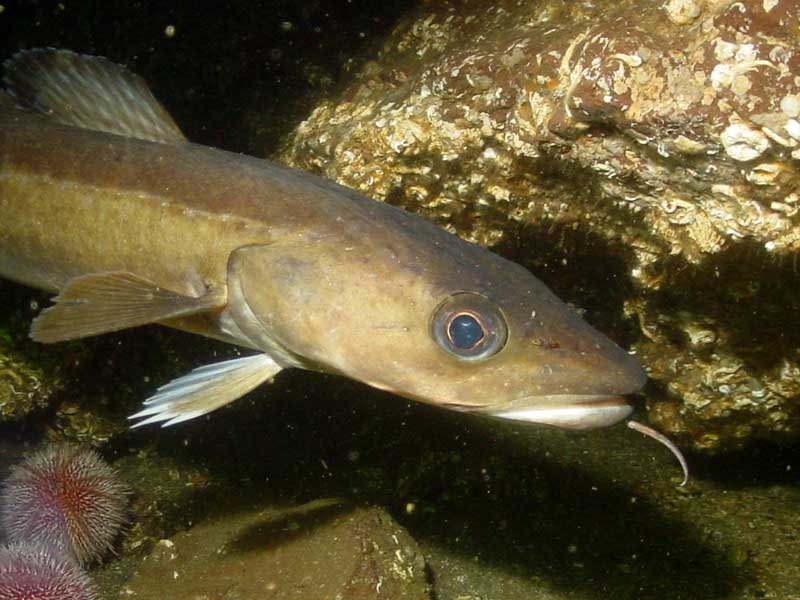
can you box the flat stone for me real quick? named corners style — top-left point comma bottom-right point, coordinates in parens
top-left (121, 499), bottom-right (430, 599)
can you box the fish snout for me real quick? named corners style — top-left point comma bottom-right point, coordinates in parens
top-left (482, 328), bottom-right (647, 430)
top-left (578, 341), bottom-right (647, 397)
top-left (544, 319), bottom-right (648, 397)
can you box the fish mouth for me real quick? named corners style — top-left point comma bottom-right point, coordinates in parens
top-left (484, 394), bottom-right (634, 430)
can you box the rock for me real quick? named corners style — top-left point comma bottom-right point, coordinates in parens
top-left (121, 500), bottom-right (431, 599)
top-left (279, 0), bottom-right (800, 452)
top-left (0, 348), bottom-right (59, 421)
top-left (0, 283), bottom-right (73, 422)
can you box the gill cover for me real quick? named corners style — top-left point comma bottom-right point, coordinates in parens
top-left (224, 241), bottom-right (440, 388)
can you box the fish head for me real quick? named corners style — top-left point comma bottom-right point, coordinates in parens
top-left (227, 229), bottom-right (645, 430)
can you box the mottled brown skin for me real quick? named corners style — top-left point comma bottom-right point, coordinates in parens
top-left (0, 96), bottom-right (644, 419)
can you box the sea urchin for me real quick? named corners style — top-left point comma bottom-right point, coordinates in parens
top-left (0, 444), bottom-right (130, 564)
top-left (0, 542), bottom-right (98, 600)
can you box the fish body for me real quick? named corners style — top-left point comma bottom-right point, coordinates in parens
top-left (0, 49), bottom-right (646, 429)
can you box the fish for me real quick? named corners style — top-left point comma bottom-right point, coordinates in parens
top-left (0, 49), bottom-right (687, 482)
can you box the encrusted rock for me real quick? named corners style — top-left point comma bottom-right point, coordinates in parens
top-left (0, 284), bottom-right (72, 422)
top-left (0, 350), bottom-right (57, 420)
top-left (279, 0), bottom-right (800, 451)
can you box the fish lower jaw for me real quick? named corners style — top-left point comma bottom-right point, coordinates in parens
top-left (488, 395), bottom-right (633, 430)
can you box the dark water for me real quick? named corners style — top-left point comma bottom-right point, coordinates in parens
top-left (0, 0), bottom-right (411, 155)
top-left (1, 1), bottom-right (798, 599)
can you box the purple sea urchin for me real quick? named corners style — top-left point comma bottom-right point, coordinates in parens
top-left (0, 444), bottom-right (130, 564)
top-left (0, 542), bottom-right (98, 600)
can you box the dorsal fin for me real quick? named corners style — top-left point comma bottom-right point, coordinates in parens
top-left (2, 48), bottom-right (187, 144)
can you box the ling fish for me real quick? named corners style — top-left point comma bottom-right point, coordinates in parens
top-left (0, 49), bottom-right (686, 482)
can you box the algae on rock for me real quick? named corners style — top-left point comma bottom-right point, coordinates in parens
top-left (0, 349), bottom-right (60, 421)
top-left (0, 283), bottom-right (72, 422)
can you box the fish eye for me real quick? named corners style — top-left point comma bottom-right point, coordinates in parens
top-left (431, 293), bottom-right (507, 360)
top-left (448, 313), bottom-right (484, 349)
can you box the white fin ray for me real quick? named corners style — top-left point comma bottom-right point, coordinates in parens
top-left (129, 354), bottom-right (282, 428)
top-left (2, 48), bottom-right (186, 143)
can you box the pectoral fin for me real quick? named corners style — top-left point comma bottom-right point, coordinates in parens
top-left (128, 354), bottom-right (282, 427)
top-left (30, 272), bottom-right (226, 343)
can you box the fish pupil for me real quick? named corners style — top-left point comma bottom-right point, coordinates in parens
top-left (449, 314), bottom-right (484, 349)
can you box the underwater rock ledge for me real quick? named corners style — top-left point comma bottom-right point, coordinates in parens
top-left (279, 0), bottom-right (800, 452)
